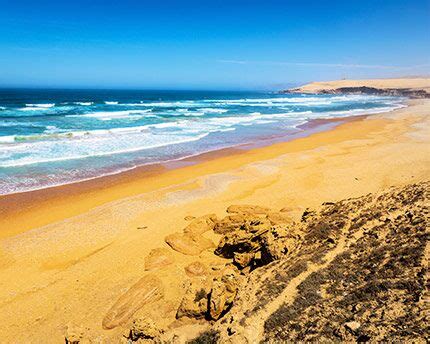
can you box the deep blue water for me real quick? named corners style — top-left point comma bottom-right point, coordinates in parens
top-left (0, 88), bottom-right (405, 195)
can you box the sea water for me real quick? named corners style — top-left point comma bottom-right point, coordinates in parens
top-left (0, 89), bottom-right (405, 195)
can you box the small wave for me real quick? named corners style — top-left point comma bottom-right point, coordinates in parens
top-left (74, 102), bottom-right (93, 106)
top-left (25, 103), bottom-right (55, 108)
top-left (66, 109), bottom-right (152, 120)
top-left (126, 101), bottom-right (202, 108)
top-left (200, 108), bottom-right (228, 113)
top-left (104, 101), bottom-right (119, 105)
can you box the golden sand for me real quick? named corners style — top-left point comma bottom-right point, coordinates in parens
top-left (0, 98), bottom-right (429, 342)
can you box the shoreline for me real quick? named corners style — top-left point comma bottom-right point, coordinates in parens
top-left (0, 112), bottom-right (366, 238)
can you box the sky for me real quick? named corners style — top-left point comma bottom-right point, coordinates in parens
top-left (0, 0), bottom-right (429, 90)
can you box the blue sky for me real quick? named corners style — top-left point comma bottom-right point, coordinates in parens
top-left (0, 0), bottom-right (429, 89)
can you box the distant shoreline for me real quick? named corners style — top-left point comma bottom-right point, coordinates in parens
top-left (0, 109), bottom-right (368, 238)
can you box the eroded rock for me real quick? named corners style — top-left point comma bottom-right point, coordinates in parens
top-left (213, 214), bottom-right (247, 234)
top-left (165, 232), bottom-right (215, 256)
top-left (102, 275), bottom-right (164, 329)
top-left (226, 205), bottom-right (271, 215)
top-left (266, 211), bottom-right (293, 225)
top-left (144, 248), bottom-right (174, 271)
top-left (176, 278), bottom-right (212, 319)
top-left (185, 261), bottom-right (208, 277)
top-left (128, 317), bottom-right (161, 341)
top-left (65, 323), bottom-right (84, 344)
top-left (209, 267), bottom-right (240, 320)
top-left (183, 214), bottom-right (217, 235)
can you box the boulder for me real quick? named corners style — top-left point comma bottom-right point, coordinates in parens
top-left (215, 219), bottom-right (293, 268)
top-left (209, 267), bottom-right (239, 320)
top-left (102, 274), bottom-right (164, 329)
top-left (213, 214), bottom-right (246, 234)
top-left (128, 317), bottom-right (161, 341)
top-left (176, 278), bottom-right (212, 319)
top-left (165, 232), bottom-right (215, 256)
top-left (226, 205), bottom-right (271, 215)
top-left (233, 252), bottom-right (254, 269)
top-left (266, 212), bottom-right (293, 226)
top-left (185, 261), bottom-right (209, 277)
top-left (65, 323), bottom-right (84, 344)
top-left (344, 321), bottom-right (361, 334)
top-left (144, 248), bottom-right (174, 271)
top-left (215, 226), bottom-right (269, 259)
top-left (183, 214), bottom-right (217, 235)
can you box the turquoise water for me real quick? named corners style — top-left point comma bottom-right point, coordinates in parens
top-left (0, 89), bottom-right (405, 195)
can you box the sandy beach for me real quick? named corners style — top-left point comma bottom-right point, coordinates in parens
top-left (0, 93), bottom-right (429, 342)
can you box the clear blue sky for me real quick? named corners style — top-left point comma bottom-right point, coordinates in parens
top-left (0, 0), bottom-right (429, 89)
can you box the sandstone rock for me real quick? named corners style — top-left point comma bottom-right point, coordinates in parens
top-left (344, 321), bottom-right (361, 333)
top-left (215, 226), bottom-right (269, 259)
top-left (233, 252), bottom-right (254, 269)
top-left (242, 218), bottom-right (272, 233)
top-left (184, 215), bottom-right (196, 221)
top-left (165, 232), bottom-right (215, 256)
top-left (266, 212), bottom-right (293, 225)
top-left (183, 214), bottom-right (217, 235)
top-left (102, 275), bottom-right (164, 329)
top-left (65, 323), bottom-right (84, 344)
top-left (176, 278), bottom-right (212, 319)
top-left (185, 261), bottom-right (208, 277)
top-left (209, 267), bottom-right (239, 320)
top-left (213, 214), bottom-right (246, 234)
top-left (215, 217), bottom-right (293, 269)
top-left (144, 248), bottom-right (174, 271)
top-left (226, 205), bottom-right (271, 215)
top-left (128, 317), bottom-right (161, 340)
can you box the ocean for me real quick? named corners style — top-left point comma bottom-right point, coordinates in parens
top-left (0, 88), bottom-right (405, 195)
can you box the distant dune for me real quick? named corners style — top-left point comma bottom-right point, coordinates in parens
top-left (284, 77), bottom-right (430, 98)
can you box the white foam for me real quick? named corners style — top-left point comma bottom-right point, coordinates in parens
top-left (25, 103), bottom-right (55, 108)
top-left (0, 131), bottom-right (210, 167)
top-left (66, 109), bottom-right (152, 120)
top-left (104, 101), bottom-right (119, 105)
top-left (200, 108), bottom-right (228, 113)
top-left (74, 102), bottom-right (93, 106)
top-left (0, 135), bottom-right (16, 143)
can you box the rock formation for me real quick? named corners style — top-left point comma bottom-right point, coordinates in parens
top-left (74, 182), bottom-right (429, 342)
top-left (102, 274), bottom-right (164, 329)
top-left (144, 248), bottom-right (174, 271)
top-left (164, 231), bottom-right (214, 256)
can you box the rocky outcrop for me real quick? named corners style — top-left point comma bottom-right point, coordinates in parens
top-left (102, 275), bottom-right (164, 329)
top-left (89, 182), bottom-right (428, 343)
top-left (206, 181), bottom-right (429, 343)
top-left (209, 267), bottom-right (240, 320)
top-left (127, 317), bottom-right (162, 341)
top-left (165, 232), bottom-right (215, 256)
top-left (183, 214), bottom-right (218, 235)
top-left (176, 278), bottom-right (213, 319)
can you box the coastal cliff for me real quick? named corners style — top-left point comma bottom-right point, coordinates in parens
top-left (282, 77), bottom-right (430, 98)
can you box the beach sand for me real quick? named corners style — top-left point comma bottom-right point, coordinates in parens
top-left (0, 98), bottom-right (429, 342)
